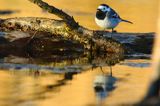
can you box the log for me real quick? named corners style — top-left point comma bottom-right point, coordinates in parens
top-left (0, 18), bottom-right (154, 55)
top-left (0, 0), bottom-right (154, 57)
top-left (0, 0), bottom-right (124, 55)
top-left (0, 17), bottom-right (124, 53)
top-left (0, 31), bottom-right (154, 57)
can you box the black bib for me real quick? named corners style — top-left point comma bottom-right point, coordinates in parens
top-left (96, 11), bottom-right (106, 20)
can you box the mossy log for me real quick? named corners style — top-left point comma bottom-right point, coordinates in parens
top-left (0, 0), bottom-right (154, 56)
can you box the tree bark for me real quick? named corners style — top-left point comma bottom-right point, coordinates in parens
top-left (0, 17), bottom-right (124, 54)
top-left (0, 0), bottom-right (154, 56)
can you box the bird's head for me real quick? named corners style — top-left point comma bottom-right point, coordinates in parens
top-left (97, 4), bottom-right (110, 13)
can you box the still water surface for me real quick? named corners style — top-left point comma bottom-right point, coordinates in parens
top-left (0, 0), bottom-right (157, 106)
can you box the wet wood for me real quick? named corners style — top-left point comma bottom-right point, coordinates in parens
top-left (0, 0), bottom-right (154, 55)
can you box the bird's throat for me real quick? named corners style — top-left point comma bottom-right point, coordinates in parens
top-left (96, 11), bottom-right (106, 20)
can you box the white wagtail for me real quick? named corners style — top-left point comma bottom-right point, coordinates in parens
top-left (95, 4), bottom-right (133, 33)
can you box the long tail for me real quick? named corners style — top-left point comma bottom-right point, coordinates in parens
top-left (121, 19), bottom-right (133, 24)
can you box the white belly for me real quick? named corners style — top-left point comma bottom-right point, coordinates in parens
top-left (95, 17), bottom-right (120, 29)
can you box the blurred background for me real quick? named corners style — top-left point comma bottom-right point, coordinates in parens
top-left (0, 0), bottom-right (158, 32)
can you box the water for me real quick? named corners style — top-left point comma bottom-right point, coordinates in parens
top-left (0, 0), bottom-right (157, 106)
top-left (0, 51), bottom-right (121, 106)
top-left (0, 55), bottom-right (151, 106)
top-left (0, 46), bottom-right (152, 106)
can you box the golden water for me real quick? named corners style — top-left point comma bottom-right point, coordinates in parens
top-left (0, 61), bottom-right (152, 106)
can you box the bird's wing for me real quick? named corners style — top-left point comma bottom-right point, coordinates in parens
top-left (107, 8), bottom-right (120, 19)
top-left (107, 7), bottom-right (133, 24)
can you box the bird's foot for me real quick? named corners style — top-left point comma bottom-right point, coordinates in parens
top-left (112, 30), bottom-right (117, 33)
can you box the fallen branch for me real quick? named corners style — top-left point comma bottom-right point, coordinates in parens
top-left (29, 0), bottom-right (79, 29)
top-left (0, 17), bottom-right (154, 54)
top-left (0, 0), bottom-right (153, 55)
top-left (0, 18), bottom-right (123, 54)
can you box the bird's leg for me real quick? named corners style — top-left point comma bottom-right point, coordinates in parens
top-left (110, 28), bottom-right (114, 38)
top-left (111, 28), bottom-right (117, 33)
top-left (111, 28), bottom-right (117, 38)
top-left (111, 28), bottom-right (114, 33)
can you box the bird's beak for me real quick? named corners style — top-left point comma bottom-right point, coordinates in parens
top-left (97, 8), bottom-right (102, 12)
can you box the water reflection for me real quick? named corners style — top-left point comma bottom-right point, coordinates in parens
top-left (0, 70), bottom-right (80, 106)
top-left (93, 74), bottom-right (116, 106)
top-left (0, 49), bottom-right (123, 72)
top-left (0, 48), bottom-right (123, 106)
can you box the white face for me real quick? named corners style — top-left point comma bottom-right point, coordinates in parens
top-left (97, 5), bottom-right (110, 12)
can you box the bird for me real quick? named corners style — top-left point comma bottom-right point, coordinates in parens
top-left (95, 4), bottom-right (133, 33)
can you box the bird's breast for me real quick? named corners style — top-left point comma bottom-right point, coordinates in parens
top-left (95, 17), bottom-right (120, 29)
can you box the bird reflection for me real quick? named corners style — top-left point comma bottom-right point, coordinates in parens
top-left (92, 63), bottom-right (113, 76)
top-left (89, 51), bottom-right (122, 77)
top-left (93, 74), bottom-right (116, 106)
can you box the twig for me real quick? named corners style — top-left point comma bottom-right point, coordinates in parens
top-left (28, 0), bottom-right (79, 29)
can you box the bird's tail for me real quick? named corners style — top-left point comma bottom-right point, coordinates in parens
top-left (121, 19), bottom-right (133, 24)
